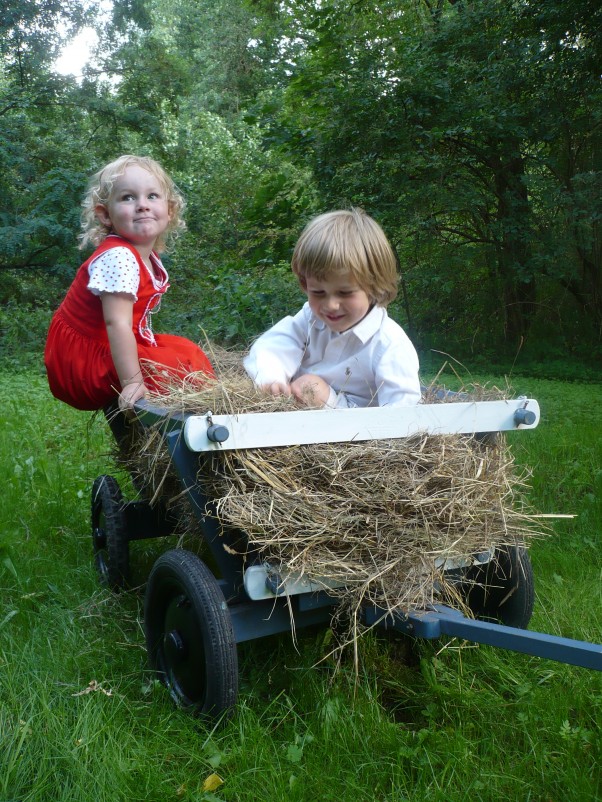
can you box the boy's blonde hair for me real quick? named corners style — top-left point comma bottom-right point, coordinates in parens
top-left (79, 155), bottom-right (186, 252)
top-left (291, 208), bottom-right (398, 306)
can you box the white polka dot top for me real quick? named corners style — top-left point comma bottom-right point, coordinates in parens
top-left (88, 247), bottom-right (142, 298)
top-left (86, 243), bottom-right (170, 346)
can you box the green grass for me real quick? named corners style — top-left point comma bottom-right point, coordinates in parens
top-left (1, 370), bottom-right (601, 801)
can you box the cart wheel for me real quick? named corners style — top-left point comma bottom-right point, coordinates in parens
top-left (144, 549), bottom-right (238, 719)
top-left (91, 475), bottom-right (130, 591)
top-left (462, 545), bottom-right (534, 629)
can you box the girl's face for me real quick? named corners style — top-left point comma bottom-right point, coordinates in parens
top-left (304, 274), bottom-right (371, 333)
top-left (95, 165), bottom-right (171, 255)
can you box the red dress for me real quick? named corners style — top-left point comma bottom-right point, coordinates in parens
top-left (44, 236), bottom-right (214, 410)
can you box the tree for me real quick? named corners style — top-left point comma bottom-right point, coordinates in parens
top-left (0, 0), bottom-right (171, 303)
top-left (267, 0), bottom-right (601, 356)
top-left (0, 1), bottom-right (90, 293)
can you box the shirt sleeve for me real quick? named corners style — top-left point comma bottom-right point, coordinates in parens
top-left (87, 247), bottom-right (140, 299)
top-left (373, 326), bottom-right (422, 407)
top-left (243, 307), bottom-right (310, 386)
top-left (334, 390), bottom-right (363, 408)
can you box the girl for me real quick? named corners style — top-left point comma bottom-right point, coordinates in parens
top-left (44, 155), bottom-right (214, 411)
top-left (244, 208), bottom-right (421, 409)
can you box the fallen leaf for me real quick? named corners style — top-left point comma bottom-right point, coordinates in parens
top-left (72, 679), bottom-right (113, 697)
top-left (203, 773), bottom-right (224, 792)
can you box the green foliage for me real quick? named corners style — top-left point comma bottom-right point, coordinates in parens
top-left (200, 260), bottom-right (300, 343)
top-left (170, 112), bottom-right (266, 252)
top-left (1, 0), bottom-right (601, 374)
top-left (148, 0), bottom-right (266, 118)
top-left (160, 253), bottom-right (300, 345)
top-left (0, 298), bottom-right (52, 368)
top-left (0, 0), bottom-right (87, 73)
top-left (271, 0), bottom-right (602, 354)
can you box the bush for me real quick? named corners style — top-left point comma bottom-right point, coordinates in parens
top-left (0, 299), bottom-right (51, 370)
top-left (159, 257), bottom-right (302, 346)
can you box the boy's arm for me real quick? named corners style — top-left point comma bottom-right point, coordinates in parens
top-left (373, 329), bottom-right (422, 407)
top-left (244, 308), bottom-right (308, 387)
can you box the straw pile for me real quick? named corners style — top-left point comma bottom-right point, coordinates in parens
top-left (122, 346), bottom-right (542, 631)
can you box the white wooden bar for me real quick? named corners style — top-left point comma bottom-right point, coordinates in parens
top-left (184, 398), bottom-right (540, 452)
top-left (243, 564), bottom-right (343, 600)
top-left (243, 550), bottom-right (495, 601)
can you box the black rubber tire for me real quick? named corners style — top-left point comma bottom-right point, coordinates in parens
top-left (91, 475), bottom-right (130, 591)
top-left (144, 549), bottom-right (238, 720)
top-left (462, 545), bottom-right (535, 629)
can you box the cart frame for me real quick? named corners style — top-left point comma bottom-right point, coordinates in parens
top-left (90, 398), bottom-right (602, 719)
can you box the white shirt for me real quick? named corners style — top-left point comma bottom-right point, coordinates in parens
top-left (244, 302), bottom-right (421, 408)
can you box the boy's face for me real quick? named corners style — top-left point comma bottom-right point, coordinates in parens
top-left (303, 274), bottom-right (371, 333)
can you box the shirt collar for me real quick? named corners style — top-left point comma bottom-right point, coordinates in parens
top-left (307, 303), bottom-right (385, 343)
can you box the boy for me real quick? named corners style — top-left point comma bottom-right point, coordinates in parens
top-left (244, 208), bottom-right (421, 409)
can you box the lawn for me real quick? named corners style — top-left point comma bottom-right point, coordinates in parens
top-left (1, 369), bottom-right (600, 802)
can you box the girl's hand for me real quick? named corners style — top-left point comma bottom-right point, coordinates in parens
top-left (118, 380), bottom-right (147, 412)
top-left (260, 381), bottom-right (292, 397)
top-left (290, 374), bottom-right (332, 408)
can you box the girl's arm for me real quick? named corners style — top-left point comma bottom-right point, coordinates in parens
top-left (101, 293), bottom-right (147, 410)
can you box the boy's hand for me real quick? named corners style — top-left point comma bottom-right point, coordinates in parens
top-left (291, 374), bottom-right (332, 408)
top-left (260, 381), bottom-right (292, 397)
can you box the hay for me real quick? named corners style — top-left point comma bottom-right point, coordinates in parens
top-left (117, 346), bottom-right (543, 645)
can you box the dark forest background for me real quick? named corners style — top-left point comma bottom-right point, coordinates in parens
top-left (1, 0), bottom-right (600, 378)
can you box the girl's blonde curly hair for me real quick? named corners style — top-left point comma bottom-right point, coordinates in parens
top-left (79, 155), bottom-right (186, 253)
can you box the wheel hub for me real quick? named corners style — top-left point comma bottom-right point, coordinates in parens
top-left (93, 526), bottom-right (107, 550)
top-left (164, 629), bottom-right (188, 662)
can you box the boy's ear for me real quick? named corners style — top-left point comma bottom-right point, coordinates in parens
top-left (95, 204), bottom-right (111, 226)
top-left (298, 274), bottom-right (308, 292)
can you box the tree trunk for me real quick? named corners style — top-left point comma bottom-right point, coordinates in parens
top-left (490, 147), bottom-right (536, 344)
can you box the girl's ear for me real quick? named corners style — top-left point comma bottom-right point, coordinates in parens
top-left (95, 204), bottom-right (112, 227)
